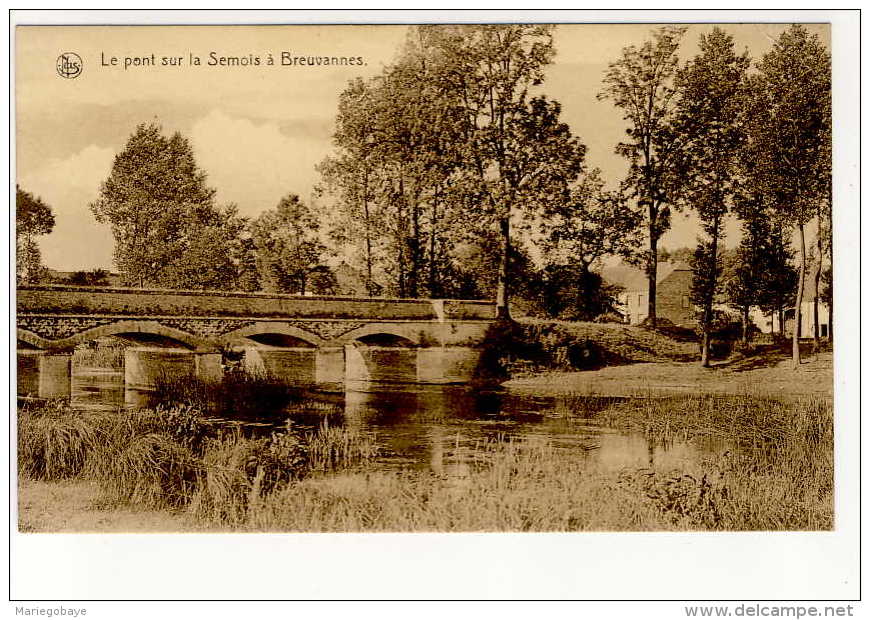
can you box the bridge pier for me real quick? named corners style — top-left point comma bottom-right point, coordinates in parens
top-left (17, 350), bottom-right (72, 399)
top-left (242, 347), bottom-right (317, 384)
top-left (124, 347), bottom-right (195, 391)
top-left (315, 346), bottom-right (345, 388)
top-left (346, 345), bottom-right (418, 383)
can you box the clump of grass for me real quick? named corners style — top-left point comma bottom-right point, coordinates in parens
top-left (598, 395), bottom-right (833, 530)
top-left (83, 404), bottom-right (213, 510)
top-left (95, 432), bottom-right (199, 509)
top-left (550, 393), bottom-right (627, 419)
top-left (17, 401), bottom-right (104, 480)
top-left (188, 432), bottom-right (263, 525)
top-left (189, 423), bottom-right (312, 525)
top-left (305, 419), bottom-right (379, 472)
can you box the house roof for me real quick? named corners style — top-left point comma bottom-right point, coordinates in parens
top-left (602, 261), bottom-right (689, 292)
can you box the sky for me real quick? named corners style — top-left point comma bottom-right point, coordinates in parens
top-left (15, 23), bottom-right (830, 272)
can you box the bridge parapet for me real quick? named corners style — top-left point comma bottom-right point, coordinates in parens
top-left (17, 285), bottom-right (495, 321)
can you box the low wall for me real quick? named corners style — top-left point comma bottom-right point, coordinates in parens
top-left (18, 285), bottom-right (495, 321)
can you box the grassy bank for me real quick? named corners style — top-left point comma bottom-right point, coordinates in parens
top-left (515, 318), bottom-right (698, 369)
top-left (17, 392), bottom-right (832, 532)
top-left (506, 351), bottom-right (833, 399)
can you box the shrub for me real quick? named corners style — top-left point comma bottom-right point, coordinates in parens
top-left (472, 319), bottom-right (529, 384)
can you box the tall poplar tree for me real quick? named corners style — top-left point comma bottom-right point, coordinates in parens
top-left (748, 25), bottom-right (831, 368)
top-left (673, 27), bottom-right (750, 366)
top-left (598, 25), bottom-right (688, 327)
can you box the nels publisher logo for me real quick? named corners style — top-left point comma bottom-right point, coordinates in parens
top-left (56, 52), bottom-right (83, 79)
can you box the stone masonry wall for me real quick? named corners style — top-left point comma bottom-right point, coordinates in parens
top-left (656, 269), bottom-right (697, 328)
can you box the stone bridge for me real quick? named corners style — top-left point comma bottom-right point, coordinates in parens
top-left (17, 285), bottom-right (497, 398)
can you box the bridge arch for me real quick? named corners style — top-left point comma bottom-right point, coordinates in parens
top-left (17, 320), bottom-right (211, 352)
top-left (336, 323), bottom-right (425, 347)
top-left (221, 321), bottom-right (326, 348)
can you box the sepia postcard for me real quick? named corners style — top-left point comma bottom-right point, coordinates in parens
top-left (9, 10), bottom-right (860, 605)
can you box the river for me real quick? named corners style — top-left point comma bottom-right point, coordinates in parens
top-left (71, 367), bottom-right (722, 475)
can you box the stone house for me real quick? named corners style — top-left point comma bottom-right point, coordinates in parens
top-left (603, 261), bottom-right (696, 328)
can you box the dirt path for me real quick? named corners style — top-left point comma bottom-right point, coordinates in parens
top-left (18, 479), bottom-right (198, 533)
top-left (505, 352), bottom-right (833, 399)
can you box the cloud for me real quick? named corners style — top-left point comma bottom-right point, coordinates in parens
top-left (190, 110), bottom-right (330, 219)
top-left (18, 144), bottom-right (116, 271)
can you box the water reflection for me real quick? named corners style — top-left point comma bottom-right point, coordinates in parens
top-left (69, 367), bottom-right (723, 474)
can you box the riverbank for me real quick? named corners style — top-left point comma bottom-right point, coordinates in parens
top-left (17, 392), bottom-right (832, 532)
top-left (506, 351), bottom-right (832, 400)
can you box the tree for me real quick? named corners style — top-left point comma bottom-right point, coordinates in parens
top-left (537, 168), bottom-right (641, 319)
top-left (748, 25), bottom-right (831, 367)
top-left (673, 27), bottom-right (750, 366)
top-left (757, 225), bottom-right (799, 336)
top-left (90, 123), bottom-right (245, 290)
top-left (16, 185), bottom-right (55, 284)
top-left (250, 194), bottom-right (333, 295)
top-left (317, 78), bottom-right (384, 297)
top-left (598, 25), bottom-right (688, 328)
top-left (727, 197), bottom-right (770, 343)
top-left (159, 205), bottom-right (252, 291)
top-left (318, 25), bottom-right (585, 309)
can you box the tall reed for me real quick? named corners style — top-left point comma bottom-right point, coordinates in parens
top-left (305, 419), bottom-right (379, 472)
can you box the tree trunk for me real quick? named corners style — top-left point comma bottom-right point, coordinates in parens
top-left (742, 305), bottom-right (750, 344)
top-left (396, 173), bottom-right (406, 298)
top-left (407, 185), bottom-right (421, 298)
top-left (700, 331), bottom-right (711, 367)
top-left (495, 213), bottom-right (511, 320)
top-left (792, 223), bottom-right (806, 369)
top-left (428, 187), bottom-right (439, 298)
top-left (362, 168), bottom-right (373, 297)
top-left (700, 214), bottom-right (720, 368)
top-left (813, 216), bottom-right (822, 352)
top-left (646, 204), bottom-right (658, 328)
